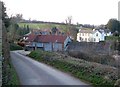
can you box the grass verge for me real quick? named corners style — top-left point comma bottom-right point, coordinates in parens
top-left (28, 50), bottom-right (117, 87)
top-left (8, 62), bottom-right (20, 85)
top-left (2, 61), bottom-right (20, 86)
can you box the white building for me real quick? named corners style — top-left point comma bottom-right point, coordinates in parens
top-left (77, 28), bottom-right (111, 42)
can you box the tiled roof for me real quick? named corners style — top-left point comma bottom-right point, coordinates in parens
top-left (79, 29), bottom-right (93, 33)
top-left (34, 35), bottom-right (67, 43)
top-left (26, 34), bottom-right (37, 42)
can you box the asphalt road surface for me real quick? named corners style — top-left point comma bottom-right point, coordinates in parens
top-left (10, 51), bottom-right (91, 86)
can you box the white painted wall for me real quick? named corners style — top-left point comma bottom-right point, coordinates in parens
top-left (77, 30), bottom-right (107, 42)
top-left (77, 32), bottom-right (92, 42)
top-left (64, 37), bottom-right (71, 51)
top-left (92, 31), bottom-right (102, 42)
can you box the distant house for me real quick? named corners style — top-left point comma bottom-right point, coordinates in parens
top-left (23, 30), bottom-right (50, 40)
top-left (25, 34), bottom-right (71, 51)
top-left (23, 28), bottom-right (64, 41)
top-left (77, 28), bottom-right (111, 42)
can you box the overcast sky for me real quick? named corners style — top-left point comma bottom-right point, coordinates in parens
top-left (2, 0), bottom-right (120, 25)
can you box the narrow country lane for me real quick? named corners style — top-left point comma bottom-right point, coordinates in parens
top-left (10, 51), bottom-right (91, 86)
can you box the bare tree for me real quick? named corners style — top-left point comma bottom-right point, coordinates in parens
top-left (65, 16), bottom-right (77, 40)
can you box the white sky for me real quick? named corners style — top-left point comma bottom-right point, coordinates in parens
top-left (1, 0), bottom-right (120, 25)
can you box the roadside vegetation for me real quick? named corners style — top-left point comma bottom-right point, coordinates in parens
top-left (105, 36), bottom-right (119, 41)
top-left (8, 61), bottom-right (20, 85)
top-left (10, 43), bottom-right (23, 51)
top-left (28, 50), bottom-right (120, 87)
top-left (2, 61), bottom-right (20, 85)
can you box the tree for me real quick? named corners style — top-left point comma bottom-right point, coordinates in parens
top-left (10, 14), bottom-right (23, 23)
top-left (65, 16), bottom-right (72, 33)
top-left (51, 27), bottom-right (58, 35)
top-left (69, 26), bottom-right (78, 40)
top-left (65, 16), bottom-right (78, 40)
top-left (7, 23), bottom-right (20, 42)
top-left (106, 19), bottom-right (120, 33)
top-left (1, 1), bottom-right (11, 85)
top-left (7, 14), bottom-right (25, 42)
top-left (65, 16), bottom-right (72, 25)
top-left (26, 25), bottom-right (30, 33)
top-left (2, 2), bottom-right (10, 28)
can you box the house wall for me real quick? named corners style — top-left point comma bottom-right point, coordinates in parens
top-left (26, 36), bottom-right (71, 51)
top-left (77, 33), bottom-right (80, 42)
top-left (77, 33), bottom-right (92, 42)
top-left (77, 30), bottom-right (106, 42)
top-left (64, 37), bottom-right (71, 51)
top-left (44, 42), bottom-right (52, 51)
top-left (92, 31), bottom-right (102, 42)
top-left (32, 42), bottom-right (43, 47)
top-left (53, 43), bottom-right (62, 51)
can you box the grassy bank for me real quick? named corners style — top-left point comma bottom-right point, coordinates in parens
top-left (28, 50), bottom-right (118, 87)
top-left (8, 62), bottom-right (20, 85)
top-left (2, 61), bottom-right (20, 86)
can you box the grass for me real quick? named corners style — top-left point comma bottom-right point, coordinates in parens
top-left (18, 23), bottom-right (68, 32)
top-left (28, 50), bottom-right (117, 87)
top-left (2, 61), bottom-right (20, 86)
top-left (8, 62), bottom-right (20, 85)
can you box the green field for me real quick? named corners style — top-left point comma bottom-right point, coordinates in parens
top-left (18, 23), bottom-right (68, 32)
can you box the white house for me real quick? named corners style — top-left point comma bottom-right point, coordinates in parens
top-left (77, 28), bottom-right (111, 42)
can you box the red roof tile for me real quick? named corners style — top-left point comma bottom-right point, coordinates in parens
top-left (35, 35), bottom-right (67, 43)
top-left (27, 34), bottom-right (37, 42)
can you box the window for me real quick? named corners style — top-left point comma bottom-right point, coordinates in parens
top-left (94, 38), bottom-right (96, 42)
top-left (79, 37), bottom-right (82, 40)
top-left (82, 33), bottom-right (84, 36)
top-left (96, 33), bottom-right (98, 36)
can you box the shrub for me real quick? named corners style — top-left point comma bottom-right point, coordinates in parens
top-left (10, 43), bottom-right (23, 51)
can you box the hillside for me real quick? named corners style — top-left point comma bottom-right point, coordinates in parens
top-left (18, 22), bottom-right (69, 32)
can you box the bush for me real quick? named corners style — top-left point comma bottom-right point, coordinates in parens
top-left (68, 50), bottom-right (118, 68)
top-left (10, 43), bottom-right (23, 51)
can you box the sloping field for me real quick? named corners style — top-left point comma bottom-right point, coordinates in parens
top-left (18, 23), bottom-right (68, 32)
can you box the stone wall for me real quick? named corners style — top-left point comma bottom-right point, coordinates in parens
top-left (66, 41), bottom-right (118, 67)
top-left (67, 41), bottom-right (114, 55)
